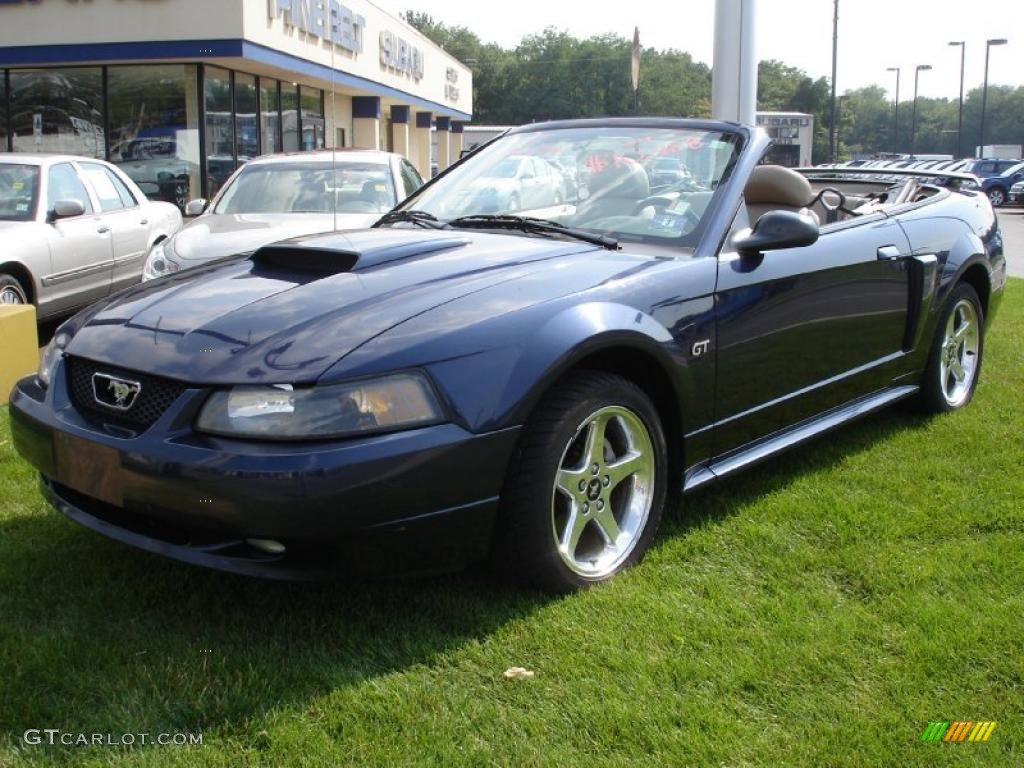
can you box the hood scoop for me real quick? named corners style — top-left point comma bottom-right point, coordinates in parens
top-left (251, 232), bottom-right (471, 276)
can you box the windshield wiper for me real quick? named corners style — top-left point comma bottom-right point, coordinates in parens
top-left (445, 214), bottom-right (619, 250)
top-left (374, 209), bottom-right (449, 229)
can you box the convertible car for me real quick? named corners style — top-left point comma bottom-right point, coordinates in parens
top-left (9, 119), bottom-right (1006, 593)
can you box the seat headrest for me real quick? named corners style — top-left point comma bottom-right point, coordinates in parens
top-left (745, 165), bottom-right (813, 208)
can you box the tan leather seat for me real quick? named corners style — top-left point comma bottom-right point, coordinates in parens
top-left (744, 165), bottom-right (817, 225)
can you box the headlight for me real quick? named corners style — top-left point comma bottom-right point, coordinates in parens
top-left (195, 373), bottom-right (445, 439)
top-left (37, 332), bottom-right (70, 388)
top-left (142, 239), bottom-right (181, 281)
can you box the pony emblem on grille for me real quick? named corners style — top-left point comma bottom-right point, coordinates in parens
top-left (92, 373), bottom-right (142, 411)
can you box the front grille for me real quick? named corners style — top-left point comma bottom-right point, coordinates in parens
top-left (66, 356), bottom-right (188, 430)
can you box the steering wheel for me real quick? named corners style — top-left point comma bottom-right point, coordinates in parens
top-left (631, 194), bottom-right (674, 216)
top-left (811, 187), bottom-right (847, 223)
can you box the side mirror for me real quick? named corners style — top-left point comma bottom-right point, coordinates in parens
top-left (49, 199), bottom-right (86, 221)
top-left (735, 210), bottom-right (819, 257)
top-left (184, 199), bottom-right (208, 217)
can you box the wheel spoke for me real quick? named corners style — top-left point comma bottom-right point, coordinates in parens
top-left (582, 413), bottom-right (609, 467)
top-left (950, 358), bottom-right (966, 382)
top-left (593, 508), bottom-right (622, 546)
top-left (559, 503), bottom-right (589, 556)
top-left (556, 467), bottom-right (587, 498)
top-left (954, 321), bottom-right (970, 342)
top-left (606, 452), bottom-right (645, 491)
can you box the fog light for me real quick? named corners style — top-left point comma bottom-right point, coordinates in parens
top-left (246, 538), bottom-right (286, 555)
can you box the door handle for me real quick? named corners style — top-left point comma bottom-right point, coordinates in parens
top-left (96, 226), bottom-right (111, 234)
top-left (877, 245), bottom-right (902, 260)
top-left (139, 218), bottom-right (148, 226)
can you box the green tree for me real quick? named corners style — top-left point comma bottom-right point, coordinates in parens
top-left (404, 11), bottom-right (1024, 160)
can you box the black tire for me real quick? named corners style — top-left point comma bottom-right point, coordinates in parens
top-left (0, 273), bottom-right (28, 306)
top-left (988, 187), bottom-right (1006, 207)
top-left (494, 370), bottom-right (668, 593)
top-left (914, 282), bottom-right (985, 414)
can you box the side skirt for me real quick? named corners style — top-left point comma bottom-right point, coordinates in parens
top-left (683, 384), bottom-right (919, 492)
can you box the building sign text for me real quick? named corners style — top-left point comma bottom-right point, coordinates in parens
top-left (379, 29), bottom-right (424, 81)
top-left (268, 0), bottom-right (365, 55)
top-left (445, 67), bottom-right (460, 102)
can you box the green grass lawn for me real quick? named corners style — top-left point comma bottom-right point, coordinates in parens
top-left (1, 282), bottom-right (1022, 768)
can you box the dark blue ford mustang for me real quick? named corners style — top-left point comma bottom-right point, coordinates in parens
top-left (9, 119), bottom-right (1007, 592)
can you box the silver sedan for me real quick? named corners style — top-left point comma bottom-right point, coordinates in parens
top-left (0, 154), bottom-right (182, 319)
top-left (142, 150), bottom-right (424, 280)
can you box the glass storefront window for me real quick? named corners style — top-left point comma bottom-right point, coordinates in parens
top-left (259, 78), bottom-right (281, 156)
top-left (204, 66), bottom-right (234, 198)
top-left (107, 64), bottom-right (201, 210)
top-left (300, 87), bottom-right (325, 151)
top-left (235, 72), bottom-right (258, 168)
top-left (10, 68), bottom-right (104, 157)
top-left (281, 82), bottom-right (299, 153)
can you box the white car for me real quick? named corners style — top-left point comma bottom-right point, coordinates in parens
top-left (142, 150), bottom-right (424, 280)
top-left (0, 154), bottom-right (182, 319)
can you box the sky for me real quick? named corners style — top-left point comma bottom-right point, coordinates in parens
top-left (378, 0), bottom-right (1023, 100)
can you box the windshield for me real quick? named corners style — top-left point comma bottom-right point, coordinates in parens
top-left (395, 125), bottom-right (742, 246)
top-left (0, 164), bottom-right (40, 222)
top-left (214, 161), bottom-right (396, 215)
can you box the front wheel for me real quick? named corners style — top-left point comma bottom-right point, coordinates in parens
top-left (0, 274), bottom-right (28, 306)
top-left (988, 187), bottom-right (1006, 207)
top-left (915, 282), bottom-right (984, 413)
top-left (495, 371), bottom-right (668, 593)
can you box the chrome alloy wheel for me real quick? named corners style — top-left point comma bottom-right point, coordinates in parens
top-left (939, 298), bottom-right (980, 407)
top-left (0, 285), bottom-right (25, 305)
top-left (551, 405), bottom-right (655, 578)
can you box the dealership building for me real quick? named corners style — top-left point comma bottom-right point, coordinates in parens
top-left (0, 0), bottom-right (473, 205)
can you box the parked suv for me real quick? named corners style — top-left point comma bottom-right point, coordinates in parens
top-left (961, 158), bottom-right (1020, 180)
top-left (979, 162), bottom-right (1024, 207)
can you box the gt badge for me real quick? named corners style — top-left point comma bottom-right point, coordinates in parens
top-left (691, 339), bottom-right (710, 358)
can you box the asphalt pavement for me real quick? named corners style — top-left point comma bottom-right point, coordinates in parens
top-left (997, 208), bottom-right (1024, 279)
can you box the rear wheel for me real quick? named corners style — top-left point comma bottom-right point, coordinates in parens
top-left (988, 187), bottom-right (1006, 207)
top-left (495, 371), bottom-right (668, 593)
top-left (915, 282), bottom-right (984, 413)
top-left (0, 274), bottom-right (28, 306)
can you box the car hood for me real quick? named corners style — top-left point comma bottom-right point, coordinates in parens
top-left (171, 213), bottom-right (382, 262)
top-left (64, 228), bottom-right (623, 384)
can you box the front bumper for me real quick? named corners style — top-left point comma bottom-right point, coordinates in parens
top-left (9, 369), bottom-right (520, 579)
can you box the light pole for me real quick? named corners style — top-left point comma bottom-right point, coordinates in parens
top-left (948, 41), bottom-right (965, 158)
top-left (886, 67), bottom-right (900, 154)
top-left (910, 64), bottom-right (931, 155)
top-left (829, 0), bottom-right (839, 162)
top-left (979, 38), bottom-right (1008, 158)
